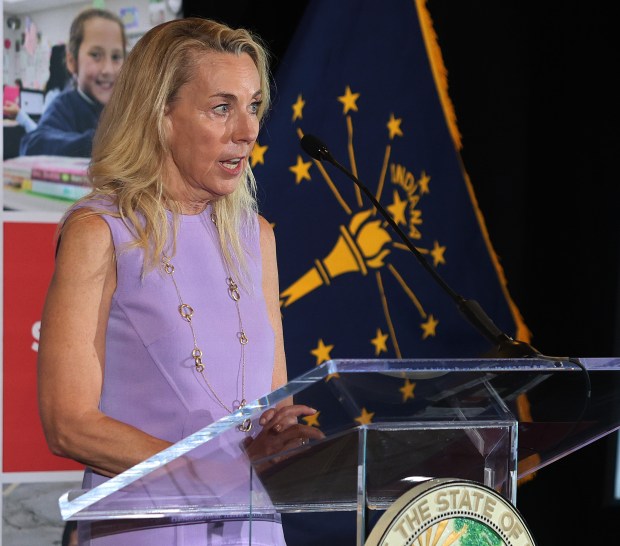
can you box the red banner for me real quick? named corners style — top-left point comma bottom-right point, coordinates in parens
top-left (3, 221), bottom-right (82, 472)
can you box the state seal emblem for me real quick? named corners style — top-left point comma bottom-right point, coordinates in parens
top-left (365, 478), bottom-right (535, 546)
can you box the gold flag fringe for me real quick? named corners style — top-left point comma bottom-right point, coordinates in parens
top-left (416, 0), bottom-right (462, 150)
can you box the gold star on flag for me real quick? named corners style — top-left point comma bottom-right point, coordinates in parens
top-left (289, 155), bottom-right (313, 184)
top-left (399, 379), bottom-right (416, 402)
top-left (387, 113), bottom-right (404, 139)
top-left (338, 85), bottom-right (360, 114)
top-left (421, 314), bottom-right (439, 339)
top-left (371, 328), bottom-right (389, 355)
top-left (387, 189), bottom-right (408, 226)
top-left (250, 141), bottom-right (268, 167)
top-left (355, 407), bottom-right (375, 425)
top-left (430, 241), bottom-right (446, 266)
top-left (311, 338), bottom-right (334, 365)
top-left (292, 94), bottom-right (305, 121)
top-left (418, 171), bottom-right (431, 194)
top-left (303, 411), bottom-right (321, 427)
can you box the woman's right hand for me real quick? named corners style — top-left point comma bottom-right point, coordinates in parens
top-left (242, 404), bottom-right (325, 466)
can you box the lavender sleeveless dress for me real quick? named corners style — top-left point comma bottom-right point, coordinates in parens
top-left (77, 202), bottom-right (286, 545)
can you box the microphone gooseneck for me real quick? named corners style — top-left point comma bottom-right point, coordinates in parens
top-left (300, 133), bottom-right (541, 358)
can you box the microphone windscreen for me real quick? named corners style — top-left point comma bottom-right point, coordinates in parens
top-left (300, 134), bottom-right (329, 161)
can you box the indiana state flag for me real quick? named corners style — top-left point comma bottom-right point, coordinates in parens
top-left (253, 3), bottom-right (534, 541)
top-left (255, 0), bottom-right (530, 386)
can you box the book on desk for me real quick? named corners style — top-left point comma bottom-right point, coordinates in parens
top-left (3, 155), bottom-right (91, 212)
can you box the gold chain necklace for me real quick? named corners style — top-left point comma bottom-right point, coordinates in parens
top-left (162, 212), bottom-right (252, 433)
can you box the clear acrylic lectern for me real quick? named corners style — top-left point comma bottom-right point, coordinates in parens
top-left (59, 357), bottom-right (620, 544)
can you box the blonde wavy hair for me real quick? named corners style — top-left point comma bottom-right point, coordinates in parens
top-left (78, 17), bottom-right (271, 276)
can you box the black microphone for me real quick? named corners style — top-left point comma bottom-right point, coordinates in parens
top-left (300, 133), bottom-right (540, 358)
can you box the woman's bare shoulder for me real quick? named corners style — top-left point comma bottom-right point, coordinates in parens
top-left (257, 214), bottom-right (276, 248)
top-left (56, 209), bottom-right (114, 273)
